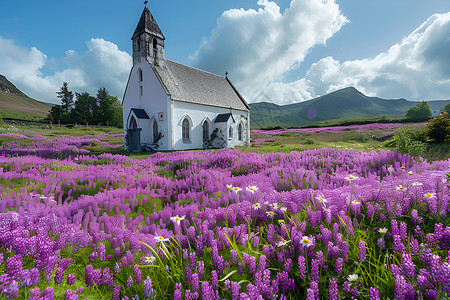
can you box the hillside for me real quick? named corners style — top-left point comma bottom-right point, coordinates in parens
top-left (0, 75), bottom-right (52, 121)
top-left (250, 87), bottom-right (450, 129)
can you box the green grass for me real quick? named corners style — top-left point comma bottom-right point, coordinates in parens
top-left (0, 110), bottom-right (48, 122)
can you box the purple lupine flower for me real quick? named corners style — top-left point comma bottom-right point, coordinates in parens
top-left (369, 287), bottom-right (380, 300)
top-left (393, 235), bottom-right (406, 253)
top-left (54, 267), bottom-right (64, 285)
top-left (143, 276), bottom-right (155, 299)
top-left (258, 255), bottom-right (267, 271)
top-left (399, 222), bottom-right (408, 240)
top-left (112, 285), bottom-right (121, 300)
top-left (114, 262), bottom-right (120, 274)
top-left (64, 289), bottom-right (78, 300)
top-left (328, 278), bottom-right (338, 300)
top-left (377, 237), bottom-right (385, 249)
top-left (410, 237), bottom-right (420, 255)
top-left (127, 275), bottom-right (133, 288)
top-left (298, 255), bottom-right (307, 279)
top-left (66, 273), bottom-right (76, 285)
top-left (310, 281), bottom-right (319, 299)
top-left (306, 288), bottom-right (315, 300)
top-left (5, 255), bottom-right (23, 276)
top-left (43, 287), bottom-right (54, 300)
top-left (211, 270), bottom-right (219, 290)
top-left (85, 264), bottom-right (94, 287)
top-left (402, 254), bottom-right (415, 278)
top-left (358, 241), bottom-right (366, 261)
top-left (30, 287), bottom-right (41, 300)
top-left (197, 261), bottom-right (205, 279)
top-left (310, 259), bottom-right (320, 282)
top-left (341, 241), bottom-right (349, 260)
top-left (191, 272), bottom-right (199, 292)
top-left (231, 281), bottom-right (241, 300)
top-left (174, 283), bottom-right (182, 300)
top-left (3, 280), bottom-right (19, 299)
top-left (335, 257), bottom-right (343, 273)
top-left (277, 271), bottom-right (295, 293)
top-left (391, 219), bottom-right (399, 235)
top-left (134, 264), bottom-right (142, 284)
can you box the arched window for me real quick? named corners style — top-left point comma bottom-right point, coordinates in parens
top-left (228, 126), bottom-right (233, 139)
top-left (153, 119), bottom-right (158, 142)
top-left (129, 116), bottom-right (137, 129)
top-left (137, 37), bottom-right (141, 51)
top-left (202, 121), bottom-right (209, 144)
top-left (238, 123), bottom-right (243, 141)
top-left (138, 69), bottom-right (143, 82)
top-left (182, 118), bottom-right (190, 142)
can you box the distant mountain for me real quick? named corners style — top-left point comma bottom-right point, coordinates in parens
top-left (0, 75), bottom-right (52, 120)
top-left (250, 87), bottom-right (450, 129)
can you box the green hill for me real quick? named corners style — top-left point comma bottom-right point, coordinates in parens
top-left (0, 75), bottom-right (52, 121)
top-left (250, 87), bottom-right (450, 129)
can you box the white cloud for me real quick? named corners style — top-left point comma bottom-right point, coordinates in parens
top-left (189, 0), bottom-right (348, 104)
top-left (303, 12), bottom-right (450, 101)
top-left (0, 37), bottom-right (132, 103)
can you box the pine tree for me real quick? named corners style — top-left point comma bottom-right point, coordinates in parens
top-left (56, 82), bottom-right (74, 113)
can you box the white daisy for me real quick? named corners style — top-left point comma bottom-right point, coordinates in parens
top-left (424, 192), bottom-right (436, 198)
top-left (378, 227), bottom-right (388, 234)
top-left (345, 174), bottom-right (359, 181)
top-left (300, 236), bottom-right (313, 247)
top-left (145, 256), bottom-right (156, 264)
top-left (347, 274), bottom-right (358, 282)
top-left (266, 211), bottom-right (275, 218)
top-left (170, 215), bottom-right (185, 225)
top-left (232, 186), bottom-right (242, 193)
top-left (276, 240), bottom-right (291, 247)
top-left (246, 186), bottom-right (258, 193)
top-left (252, 203), bottom-right (261, 209)
top-left (316, 196), bottom-right (327, 205)
top-left (396, 185), bottom-right (405, 191)
top-left (411, 182), bottom-right (422, 186)
top-left (154, 235), bottom-right (169, 243)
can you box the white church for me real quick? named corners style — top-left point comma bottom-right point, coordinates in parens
top-left (122, 4), bottom-right (250, 152)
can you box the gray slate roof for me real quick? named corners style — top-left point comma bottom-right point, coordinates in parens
top-left (214, 113), bottom-right (235, 123)
top-left (132, 7), bottom-right (165, 40)
top-left (153, 60), bottom-right (249, 111)
top-left (131, 108), bottom-right (150, 119)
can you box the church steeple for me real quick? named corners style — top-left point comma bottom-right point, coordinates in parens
top-left (132, 4), bottom-right (165, 67)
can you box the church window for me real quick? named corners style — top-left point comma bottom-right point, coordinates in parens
top-left (202, 120), bottom-right (209, 144)
top-left (153, 119), bottom-right (159, 142)
top-left (140, 86), bottom-right (143, 96)
top-left (138, 69), bottom-right (143, 82)
top-left (238, 123), bottom-right (243, 141)
top-left (137, 37), bottom-right (141, 51)
top-left (153, 38), bottom-right (157, 58)
top-left (182, 118), bottom-right (190, 142)
top-left (129, 116), bottom-right (137, 129)
top-left (229, 126), bottom-right (233, 139)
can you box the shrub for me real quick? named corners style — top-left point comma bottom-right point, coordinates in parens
top-left (404, 101), bottom-right (432, 122)
top-left (425, 112), bottom-right (450, 144)
top-left (304, 138), bottom-right (315, 144)
top-left (386, 126), bottom-right (428, 156)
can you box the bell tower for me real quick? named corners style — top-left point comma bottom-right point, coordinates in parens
top-left (132, 2), bottom-right (165, 67)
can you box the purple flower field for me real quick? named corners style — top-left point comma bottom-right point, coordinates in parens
top-left (0, 128), bottom-right (449, 299)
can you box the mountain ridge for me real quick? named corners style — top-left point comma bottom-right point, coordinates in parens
top-left (0, 75), bottom-right (52, 120)
top-left (249, 87), bottom-right (450, 129)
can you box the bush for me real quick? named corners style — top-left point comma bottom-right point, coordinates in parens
top-left (425, 112), bottom-right (450, 144)
top-left (386, 126), bottom-right (428, 156)
top-left (405, 101), bottom-right (432, 122)
top-left (304, 138), bottom-right (315, 144)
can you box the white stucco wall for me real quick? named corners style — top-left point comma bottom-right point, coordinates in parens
top-left (122, 61), bottom-right (171, 151)
top-left (172, 100), bottom-right (250, 150)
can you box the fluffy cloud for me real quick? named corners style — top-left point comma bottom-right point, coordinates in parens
top-left (190, 0), bottom-right (348, 104)
top-left (0, 37), bottom-right (131, 103)
top-left (292, 12), bottom-right (450, 102)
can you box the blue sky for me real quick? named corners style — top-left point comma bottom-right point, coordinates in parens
top-left (0, 0), bottom-right (449, 104)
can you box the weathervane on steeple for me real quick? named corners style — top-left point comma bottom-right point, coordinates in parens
top-left (225, 71), bottom-right (228, 78)
top-left (144, 0), bottom-right (148, 7)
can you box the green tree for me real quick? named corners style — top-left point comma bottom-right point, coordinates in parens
top-left (97, 87), bottom-right (114, 125)
top-left (48, 104), bottom-right (64, 124)
top-left (444, 103), bottom-right (450, 114)
top-left (425, 112), bottom-right (450, 143)
top-left (109, 96), bottom-right (123, 127)
top-left (71, 92), bottom-right (98, 125)
top-left (56, 82), bottom-right (74, 114)
top-left (405, 101), bottom-right (432, 122)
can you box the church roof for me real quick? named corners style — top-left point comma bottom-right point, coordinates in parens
top-left (132, 7), bottom-right (165, 40)
top-left (153, 60), bottom-right (250, 111)
top-left (131, 108), bottom-right (150, 119)
top-left (214, 113), bottom-right (235, 123)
